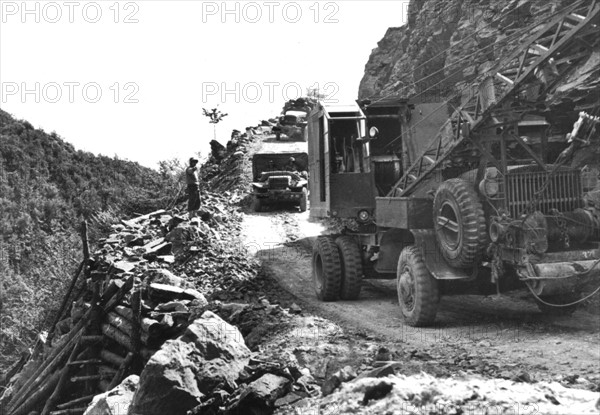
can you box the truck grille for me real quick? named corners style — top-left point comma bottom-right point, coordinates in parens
top-left (505, 168), bottom-right (582, 218)
top-left (267, 176), bottom-right (291, 190)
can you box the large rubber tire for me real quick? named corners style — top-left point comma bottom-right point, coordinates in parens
top-left (313, 236), bottom-right (342, 301)
top-left (252, 197), bottom-right (262, 212)
top-left (299, 188), bottom-right (308, 212)
top-left (335, 236), bottom-right (363, 300)
top-left (535, 294), bottom-right (578, 316)
top-left (433, 179), bottom-right (487, 268)
top-left (397, 246), bottom-right (440, 326)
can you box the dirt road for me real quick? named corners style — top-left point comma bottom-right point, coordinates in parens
top-left (241, 207), bottom-right (600, 387)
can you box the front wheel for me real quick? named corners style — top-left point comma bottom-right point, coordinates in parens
top-left (397, 246), bottom-right (440, 326)
top-left (313, 236), bottom-right (341, 301)
top-left (299, 188), bottom-right (308, 212)
top-left (252, 197), bottom-right (262, 212)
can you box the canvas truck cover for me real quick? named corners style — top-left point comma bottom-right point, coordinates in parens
top-left (252, 141), bottom-right (309, 180)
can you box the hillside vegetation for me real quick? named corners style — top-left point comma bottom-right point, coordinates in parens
top-left (0, 108), bottom-right (177, 371)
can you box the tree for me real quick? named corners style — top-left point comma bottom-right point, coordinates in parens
top-left (202, 107), bottom-right (228, 140)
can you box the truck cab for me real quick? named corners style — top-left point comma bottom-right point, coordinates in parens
top-left (251, 141), bottom-right (309, 213)
top-left (273, 110), bottom-right (309, 141)
top-left (307, 102), bottom-right (376, 221)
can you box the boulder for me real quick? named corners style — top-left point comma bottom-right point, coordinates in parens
top-left (143, 269), bottom-right (186, 288)
top-left (165, 223), bottom-right (203, 255)
top-left (84, 375), bottom-right (138, 415)
top-left (226, 373), bottom-right (290, 414)
top-left (321, 365), bottom-right (357, 396)
top-left (129, 311), bottom-right (250, 415)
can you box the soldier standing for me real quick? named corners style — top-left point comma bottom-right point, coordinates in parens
top-left (186, 157), bottom-right (200, 218)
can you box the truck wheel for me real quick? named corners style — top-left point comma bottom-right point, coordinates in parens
top-left (335, 236), bottom-right (362, 300)
top-left (433, 179), bottom-right (487, 268)
top-left (313, 236), bottom-right (342, 301)
top-left (535, 294), bottom-right (578, 316)
top-left (252, 197), bottom-right (262, 212)
top-left (299, 188), bottom-right (308, 212)
top-left (397, 246), bottom-right (439, 326)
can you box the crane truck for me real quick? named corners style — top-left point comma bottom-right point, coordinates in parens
top-left (307, 1), bottom-right (600, 326)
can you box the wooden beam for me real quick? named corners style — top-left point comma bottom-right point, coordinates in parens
top-left (7, 310), bottom-right (90, 413)
top-left (107, 352), bottom-right (134, 390)
top-left (41, 342), bottom-right (81, 415)
top-left (55, 394), bottom-right (95, 410)
top-left (47, 260), bottom-right (85, 345)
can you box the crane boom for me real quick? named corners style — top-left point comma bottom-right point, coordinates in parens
top-left (389, 0), bottom-right (600, 197)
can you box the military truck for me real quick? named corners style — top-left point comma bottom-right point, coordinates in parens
top-left (307, 3), bottom-right (600, 326)
top-left (273, 110), bottom-right (309, 141)
top-left (251, 141), bottom-right (308, 212)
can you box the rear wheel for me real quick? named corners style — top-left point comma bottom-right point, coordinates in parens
top-left (299, 188), bottom-right (308, 212)
top-left (397, 246), bottom-right (440, 326)
top-left (313, 236), bottom-right (341, 301)
top-left (433, 179), bottom-right (487, 268)
top-left (335, 236), bottom-right (362, 300)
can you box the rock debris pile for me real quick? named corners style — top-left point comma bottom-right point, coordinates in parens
top-left (0, 126), bottom-right (317, 415)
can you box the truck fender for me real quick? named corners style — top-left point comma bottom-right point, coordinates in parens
top-left (410, 229), bottom-right (472, 280)
top-left (373, 229), bottom-right (413, 274)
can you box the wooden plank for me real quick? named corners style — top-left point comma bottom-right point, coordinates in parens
top-left (46, 260), bottom-right (85, 345)
top-left (122, 209), bottom-right (166, 227)
top-left (107, 352), bottom-right (134, 390)
top-left (11, 370), bottom-right (62, 415)
top-left (103, 275), bottom-right (135, 312)
top-left (41, 342), bottom-right (81, 415)
top-left (7, 310), bottom-right (90, 413)
top-left (55, 394), bottom-right (95, 409)
top-left (50, 408), bottom-right (87, 415)
top-left (100, 349), bottom-right (126, 368)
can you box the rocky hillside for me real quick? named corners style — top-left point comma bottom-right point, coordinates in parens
top-left (0, 108), bottom-right (181, 374)
top-left (359, 0), bottom-right (599, 112)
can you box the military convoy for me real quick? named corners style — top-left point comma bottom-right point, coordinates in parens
top-left (305, 3), bottom-right (600, 326)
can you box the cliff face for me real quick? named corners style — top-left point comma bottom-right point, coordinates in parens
top-left (359, 0), bottom-right (599, 111)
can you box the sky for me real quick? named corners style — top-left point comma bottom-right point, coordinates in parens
top-left (0, 0), bottom-right (408, 168)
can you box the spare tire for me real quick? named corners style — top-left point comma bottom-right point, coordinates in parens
top-left (433, 179), bottom-right (487, 268)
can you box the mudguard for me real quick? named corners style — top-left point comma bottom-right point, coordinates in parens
top-left (410, 229), bottom-right (473, 280)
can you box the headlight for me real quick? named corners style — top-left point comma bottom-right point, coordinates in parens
top-left (479, 179), bottom-right (499, 197)
top-left (479, 168), bottom-right (500, 197)
top-left (357, 210), bottom-right (371, 223)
